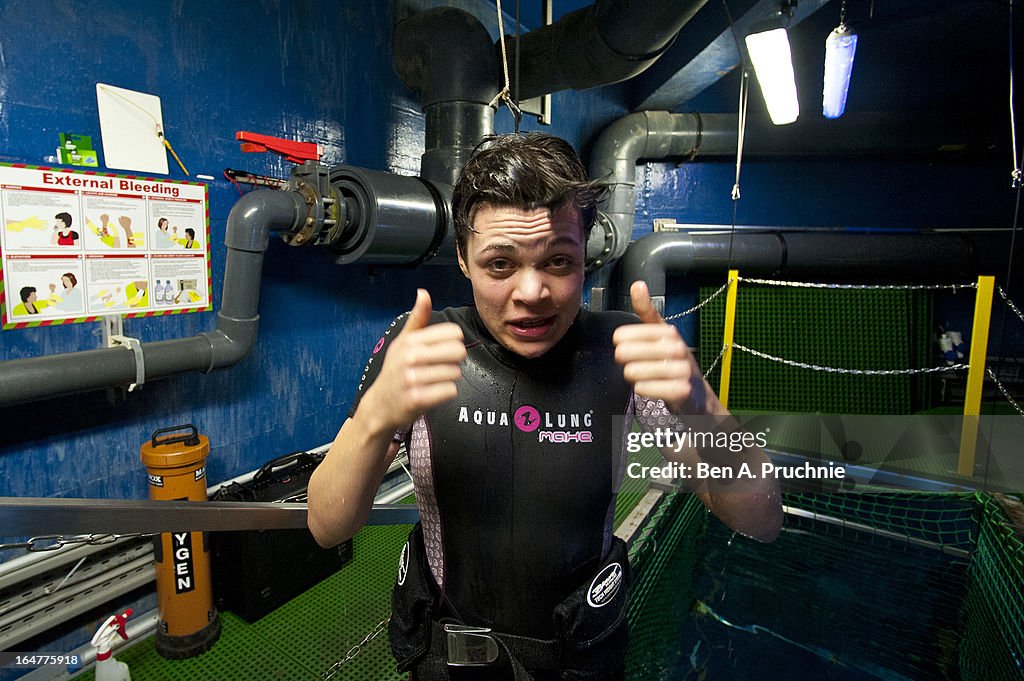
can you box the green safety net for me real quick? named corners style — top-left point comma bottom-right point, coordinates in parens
top-left (697, 285), bottom-right (933, 414)
top-left (624, 491), bottom-right (1024, 681)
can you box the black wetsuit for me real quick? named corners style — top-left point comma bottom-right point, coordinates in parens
top-left (351, 306), bottom-right (657, 678)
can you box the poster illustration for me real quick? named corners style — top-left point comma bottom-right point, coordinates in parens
top-left (0, 164), bottom-right (210, 329)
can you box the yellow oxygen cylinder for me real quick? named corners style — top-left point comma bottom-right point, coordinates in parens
top-left (140, 424), bottom-right (221, 659)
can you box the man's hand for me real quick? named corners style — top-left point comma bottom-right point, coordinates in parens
top-left (613, 281), bottom-right (709, 415)
top-left (363, 289), bottom-right (466, 431)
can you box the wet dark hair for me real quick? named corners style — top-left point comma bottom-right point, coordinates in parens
top-left (20, 286), bottom-right (35, 303)
top-left (185, 228), bottom-right (195, 239)
top-left (55, 212), bottom-right (72, 228)
top-left (451, 132), bottom-right (607, 256)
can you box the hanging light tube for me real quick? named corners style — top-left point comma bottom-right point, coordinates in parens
top-left (745, 20), bottom-right (800, 125)
top-left (823, 24), bottom-right (858, 118)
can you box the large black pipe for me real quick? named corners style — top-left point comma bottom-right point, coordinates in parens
top-left (507, 0), bottom-right (708, 101)
top-left (0, 189), bottom-right (307, 406)
top-left (393, 7), bottom-right (498, 188)
top-left (326, 166), bottom-right (454, 265)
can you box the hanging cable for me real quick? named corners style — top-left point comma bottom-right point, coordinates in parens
top-left (1010, 0), bottom-right (1022, 188)
top-left (732, 71), bottom-right (750, 203)
top-left (489, 0), bottom-right (523, 126)
top-left (721, 0), bottom-right (749, 270)
top-left (514, 0), bottom-right (522, 134)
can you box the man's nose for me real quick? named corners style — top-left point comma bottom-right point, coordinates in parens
top-left (513, 269), bottom-right (549, 304)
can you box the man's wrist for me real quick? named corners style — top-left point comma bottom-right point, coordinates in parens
top-left (355, 387), bottom-right (414, 441)
top-left (353, 391), bottom-right (398, 439)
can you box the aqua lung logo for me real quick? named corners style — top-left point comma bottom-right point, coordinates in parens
top-left (513, 405), bottom-right (540, 432)
top-left (397, 541), bottom-right (410, 586)
top-left (587, 562), bottom-right (623, 608)
top-left (458, 404), bottom-right (593, 444)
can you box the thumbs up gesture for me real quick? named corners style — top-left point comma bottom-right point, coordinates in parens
top-left (365, 289), bottom-right (467, 431)
top-left (613, 281), bottom-right (709, 415)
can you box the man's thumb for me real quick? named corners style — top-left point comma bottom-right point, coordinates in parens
top-left (405, 288), bottom-right (433, 330)
top-left (630, 280), bottom-right (663, 324)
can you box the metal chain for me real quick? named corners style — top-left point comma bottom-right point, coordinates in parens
top-left (0, 533), bottom-right (153, 553)
top-left (737, 277), bottom-right (978, 292)
top-left (731, 343), bottom-right (970, 376)
top-left (998, 286), bottom-right (1024, 325)
top-left (664, 280), bottom-right (732, 322)
top-left (987, 368), bottom-right (1024, 418)
top-left (319, 615), bottom-right (391, 680)
top-left (703, 344), bottom-right (729, 380)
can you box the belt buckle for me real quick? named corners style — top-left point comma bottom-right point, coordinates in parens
top-left (444, 624), bottom-right (500, 666)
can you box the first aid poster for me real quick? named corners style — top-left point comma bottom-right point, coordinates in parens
top-left (0, 164), bottom-right (210, 330)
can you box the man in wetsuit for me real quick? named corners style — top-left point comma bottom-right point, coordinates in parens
top-left (308, 133), bottom-right (782, 680)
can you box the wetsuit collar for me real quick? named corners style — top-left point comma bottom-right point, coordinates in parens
top-left (466, 306), bottom-right (586, 371)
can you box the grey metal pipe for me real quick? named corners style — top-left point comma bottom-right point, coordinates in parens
top-left (0, 189), bottom-right (307, 406)
top-left (615, 230), bottom-right (988, 312)
top-left (587, 111), bottom-right (737, 268)
top-left (507, 0), bottom-right (708, 101)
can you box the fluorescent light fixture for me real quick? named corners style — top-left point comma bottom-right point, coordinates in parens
top-left (823, 25), bottom-right (858, 118)
top-left (745, 21), bottom-right (799, 125)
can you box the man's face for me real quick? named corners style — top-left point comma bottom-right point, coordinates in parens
top-left (458, 203), bottom-right (585, 359)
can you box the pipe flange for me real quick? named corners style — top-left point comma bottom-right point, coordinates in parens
top-left (585, 212), bottom-right (616, 271)
top-left (282, 161), bottom-right (342, 247)
top-left (281, 180), bottom-right (320, 246)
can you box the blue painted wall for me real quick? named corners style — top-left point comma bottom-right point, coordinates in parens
top-left (0, 0), bottom-right (628, 517)
top-left (0, 0), bottom-right (1017, 523)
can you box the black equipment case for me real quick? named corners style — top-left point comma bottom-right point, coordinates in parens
top-left (210, 450), bottom-right (352, 622)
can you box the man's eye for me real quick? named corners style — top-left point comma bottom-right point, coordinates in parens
top-left (487, 259), bottom-right (514, 274)
top-left (547, 256), bottom-right (576, 271)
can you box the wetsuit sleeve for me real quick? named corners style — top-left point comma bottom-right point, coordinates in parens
top-left (634, 395), bottom-right (682, 431)
top-left (346, 312), bottom-right (413, 437)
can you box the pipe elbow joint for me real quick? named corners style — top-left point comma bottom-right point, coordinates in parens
top-left (590, 111), bottom-right (658, 183)
top-left (618, 231), bottom-right (693, 299)
top-left (393, 7), bottom-right (499, 107)
top-left (225, 189), bottom-right (307, 253)
top-left (201, 315), bottom-right (259, 372)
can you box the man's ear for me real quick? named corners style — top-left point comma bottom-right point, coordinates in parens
top-left (457, 246), bottom-right (470, 279)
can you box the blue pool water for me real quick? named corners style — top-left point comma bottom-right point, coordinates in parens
top-left (659, 509), bottom-right (971, 680)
